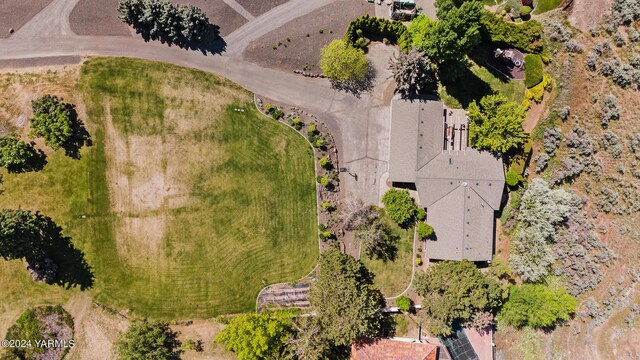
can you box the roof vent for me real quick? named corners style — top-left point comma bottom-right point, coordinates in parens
top-left (448, 157), bottom-right (452, 165)
top-left (463, 182), bottom-right (468, 187)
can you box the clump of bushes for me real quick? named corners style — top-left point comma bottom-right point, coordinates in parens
top-left (396, 295), bottom-right (413, 312)
top-left (317, 176), bottom-right (330, 187)
top-left (344, 15), bottom-right (411, 51)
top-left (481, 12), bottom-right (545, 54)
top-left (417, 222), bottom-right (434, 239)
top-left (264, 104), bottom-right (284, 119)
top-left (524, 54), bottom-right (544, 88)
top-left (118, 0), bottom-right (213, 44)
top-left (506, 170), bottom-right (522, 188)
top-left (381, 188), bottom-right (417, 227)
top-left (499, 284), bottom-right (577, 328)
top-left (525, 73), bottom-right (552, 103)
top-left (289, 117), bottom-right (302, 130)
top-left (543, 127), bottom-right (562, 156)
top-left (520, 5), bottom-right (532, 17)
top-left (30, 95), bottom-right (74, 150)
top-left (599, 94), bottom-right (621, 127)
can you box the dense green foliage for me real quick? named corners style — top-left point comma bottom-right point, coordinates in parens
top-left (417, 222), bottom-right (434, 240)
top-left (118, 0), bottom-right (212, 44)
top-left (524, 54), bottom-right (544, 88)
top-left (4, 305), bottom-right (74, 359)
top-left (116, 320), bottom-right (182, 360)
top-left (505, 170), bottom-right (521, 187)
top-left (396, 295), bottom-right (413, 312)
top-left (215, 310), bottom-right (297, 360)
top-left (309, 248), bottom-right (384, 347)
top-left (413, 260), bottom-right (505, 336)
top-left (509, 179), bottom-right (575, 282)
top-left (0, 209), bottom-right (45, 261)
top-left (480, 12), bottom-right (545, 54)
top-left (344, 14), bottom-right (411, 51)
top-left (468, 94), bottom-right (528, 153)
top-left (408, 0), bottom-right (484, 64)
top-left (390, 49), bottom-right (436, 98)
top-left (30, 95), bottom-right (73, 150)
top-left (499, 284), bottom-right (577, 328)
top-left (533, 0), bottom-right (563, 14)
top-left (319, 40), bottom-right (370, 82)
top-left (0, 134), bottom-right (40, 172)
top-left (381, 188), bottom-right (417, 228)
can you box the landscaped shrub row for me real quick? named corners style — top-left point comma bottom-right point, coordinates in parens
top-left (344, 15), bottom-right (411, 52)
top-left (481, 12), bottom-right (545, 54)
top-left (524, 54), bottom-right (544, 88)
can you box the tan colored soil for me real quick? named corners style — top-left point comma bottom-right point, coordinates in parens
top-left (567, 0), bottom-right (613, 32)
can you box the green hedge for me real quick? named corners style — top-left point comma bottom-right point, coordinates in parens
top-left (524, 54), bottom-right (544, 88)
top-left (344, 15), bottom-right (412, 52)
top-left (481, 11), bottom-right (545, 54)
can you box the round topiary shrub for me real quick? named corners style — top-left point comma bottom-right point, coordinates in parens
top-left (506, 170), bottom-right (521, 187)
top-left (520, 5), bottom-right (532, 17)
top-left (417, 222), bottom-right (434, 240)
top-left (396, 295), bottom-right (413, 312)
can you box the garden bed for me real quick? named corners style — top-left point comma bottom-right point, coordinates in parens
top-left (70, 0), bottom-right (131, 36)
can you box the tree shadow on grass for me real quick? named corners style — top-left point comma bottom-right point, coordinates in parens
top-left (26, 214), bottom-right (94, 290)
top-left (331, 66), bottom-right (376, 98)
top-left (469, 45), bottom-right (512, 83)
top-left (6, 143), bottom-right (47, 173)
top-left (63, 105), bottom-right (92, 160)
top-left (440, 66), bottom-right (494, 108)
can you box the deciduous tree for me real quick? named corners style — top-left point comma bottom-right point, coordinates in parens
top-left (381, 188), bottom-right (416, 228)
top-left (0, 135), bottom-right (40, 172)
top-left (468, 94), bottom-right (528, 153)
top-left (30, 95), bottom-right (73, 150)
top-left (215, 310), bottom-right (296, 360)
top-left (499, 284), bottom-right (577, 328)
top-left (116, 320), bottom-right (182, 360)
top-left (309, 248), bottom-right (384, 347)
top-left (413, 260), bottom-right (505, 336)
top-left (319, 40), bottom-right (369, 82)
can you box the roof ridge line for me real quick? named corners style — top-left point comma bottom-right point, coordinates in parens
top-left (468, 184), bottom-right (498, 210)
top-left (424, 182), bottom-right (463, 207)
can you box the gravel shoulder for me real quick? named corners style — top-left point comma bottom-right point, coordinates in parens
top-left (0, 0), bottom-right (53, 38)
top-left (243, 0), bottom-right (374, 72)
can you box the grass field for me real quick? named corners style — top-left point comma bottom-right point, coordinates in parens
top-left (439, 60), bottom-right (526, 108)
top-left (360, 215), bottom-right (414, 297)
top-left (533, 0), bottom-right (563, 14)
top-left (0, 58), bottom-right (318, 320)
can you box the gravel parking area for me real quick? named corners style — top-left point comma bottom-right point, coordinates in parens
top-left (243, 0), bottom-right (374, 72)
top-left (0, 0), bottom-right (53, 38)
top-left (175, 0), bottom-right (247, 36)
top-left (70, 0), bottom-right (131, 36)
top-left (235, 0), bottom-right (289, 16)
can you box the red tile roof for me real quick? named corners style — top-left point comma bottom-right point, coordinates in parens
top-left (350, 339), bottom-right (439, 360)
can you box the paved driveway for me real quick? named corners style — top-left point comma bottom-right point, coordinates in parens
top-left (0, 0), bottom-right (394, 205)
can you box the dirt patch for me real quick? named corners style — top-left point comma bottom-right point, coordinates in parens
top-left (0, 56), bottom-right (82, 70)
top-left (65, 295), bottom-right (129, 360)
top-left (235, 0), bottom-right (289, 17)
top-left (173, 320), bottom-right (236, 359)
top-left (174, 0), bottom-right (247, 37)
top-left (69, 0), bottom-right (131, 36)
top-left (0, 0), bottom-right (53, 38)
top-left (243, 0), bottom-right (374, 72)
top-left (567, 0), bottom-right (613, 32)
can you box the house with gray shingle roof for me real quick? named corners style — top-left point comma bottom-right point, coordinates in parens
top-left (388, 97), bottom-right (505, 262)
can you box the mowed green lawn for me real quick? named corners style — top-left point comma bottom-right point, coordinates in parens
top-left (360, 215), bottom-right (414, 297)
top-left (0, 58), bottom-right (318, 319)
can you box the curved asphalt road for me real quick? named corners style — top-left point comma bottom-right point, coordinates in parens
top-left (0, 0), bottom-right (391, 206)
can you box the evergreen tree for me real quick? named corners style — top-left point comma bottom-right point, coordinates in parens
top-left (468, 94), bottom-right (528, 154)
top-left (390, 49), bottom-right (436, 98)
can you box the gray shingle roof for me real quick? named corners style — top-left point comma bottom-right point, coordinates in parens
top-left (388, 98), bottom-right (505, 261)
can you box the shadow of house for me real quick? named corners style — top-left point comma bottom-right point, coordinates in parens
top-left (387, 97), bottom-right (505, 262)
